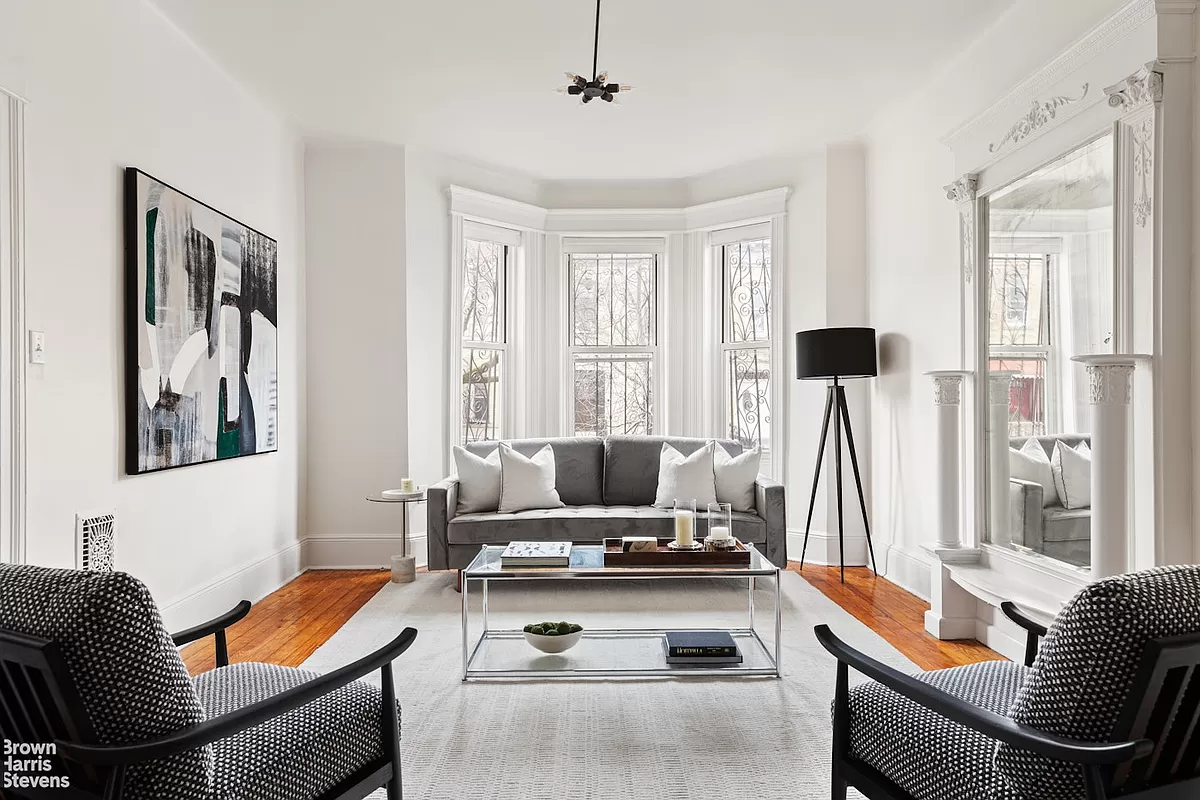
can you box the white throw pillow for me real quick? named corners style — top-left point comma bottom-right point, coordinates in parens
top-left (1009, 438), bottom-right (1058, 508)
top-left (452, 445), bottom-right (502, 514)
top-left (714, 444), bottom-right (760, 512)
top-left (653, 442), bottom-right (718, 509)
top-left (498, 444), bottom-right (565, 513)
top-left (1052, 440), bottom-right (1092, 510)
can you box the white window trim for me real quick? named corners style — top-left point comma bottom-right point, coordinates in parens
top-left (709, 220), bottom-right (784, 477)
top-left (0, 91), bottom-right (26, 564)
top-left (564, 245), bottom-right (663, 437)
top-left (448, 217), bottom-right (520, 455)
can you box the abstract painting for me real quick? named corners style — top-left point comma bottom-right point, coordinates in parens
top-left (126, 168), bottom-right (278, 474)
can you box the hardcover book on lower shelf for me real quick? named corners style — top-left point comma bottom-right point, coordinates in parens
top-left (663, 631), bottom-right (742, 665)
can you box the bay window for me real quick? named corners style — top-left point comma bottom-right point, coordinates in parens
top-left (566, 246), bottom-right (659, 436)
top-left (459, 222), bottom-right (518, 443)
top-left (715, 226), bottom-right (773, 453)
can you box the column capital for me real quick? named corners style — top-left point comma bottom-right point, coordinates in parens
top-left (987, 371), bottom-right (1016, 405)
top-left (1071, 355), bottom-right (1150, 406)
top-left (943, 174), bottom-right (978, 206)
top-left (926, 370), bottom-right (969, 406)
top-left (1104, 62), bottom-right (1163, 112)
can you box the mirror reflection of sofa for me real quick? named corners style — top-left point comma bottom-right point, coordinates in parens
top-left (1009, 434), bottom-right (1090, 567)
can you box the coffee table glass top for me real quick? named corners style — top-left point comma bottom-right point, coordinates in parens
top-left (463, 544), bottom-right (778, 578)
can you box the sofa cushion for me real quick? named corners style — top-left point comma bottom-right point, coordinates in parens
top-left (604, 435), bottom-right (742, 506)
top-left (1041, 505), bottom-right (1090, 543)
top-left (447, 505), bottom-right (765, 547)
top-left (465, 438), bottom-right (604, 506)
top-left (0, 564), bottom-right (212, 800)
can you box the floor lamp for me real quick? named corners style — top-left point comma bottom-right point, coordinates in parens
top-left (796, 327), bottom-right (878, 582)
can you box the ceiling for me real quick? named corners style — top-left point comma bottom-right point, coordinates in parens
top-left (153, 0), bottom-right (1017, 181)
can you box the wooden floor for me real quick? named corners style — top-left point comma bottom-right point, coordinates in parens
top-left (182, 563), bottom-right (1001, 675)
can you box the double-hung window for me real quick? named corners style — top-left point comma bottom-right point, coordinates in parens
top-left (567, 245), bottom-right (659, 436)
top-left (715, 226), bottom-right (773, 455)
top-left (987, 253), bottom-right (1052, 437)
top-left (459, 221), bottom-right (518, 443)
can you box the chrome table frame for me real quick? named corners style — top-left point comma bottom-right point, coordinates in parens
top-left (460, 544), bottom-right (782, 680)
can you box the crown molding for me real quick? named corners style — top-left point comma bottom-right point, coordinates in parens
top-left (448, 185), bottom-right (546, 230)
top-left (453, 187), bottom-right (790, 235)
top-left (1155, 0), bottom-right (1198, 13)
top-left (941, 0), bottom-right (1155, 148)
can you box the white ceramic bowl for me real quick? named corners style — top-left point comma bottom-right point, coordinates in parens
top-left (523, 629), bottom-right (584, 654)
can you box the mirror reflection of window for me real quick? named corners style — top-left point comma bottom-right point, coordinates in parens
top-left (985, 134), bottom-right (1114, 570)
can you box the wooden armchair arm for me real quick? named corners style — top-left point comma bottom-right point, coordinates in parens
top-left (57, 627), bottom-right (418, 767)
top-left (1000, 601), bottom-right (1049, 667)
top-left (170, 600), bottom-right (252, 668)
top-left (815, 624), bottom-right (1151, 766)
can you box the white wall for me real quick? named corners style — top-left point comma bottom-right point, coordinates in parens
top-left (4, 0), bottom-right (305, 629)
top-left (304, 144), bottom-right (408, 568)
top-left (864, 0), bottom-right (1135, 599)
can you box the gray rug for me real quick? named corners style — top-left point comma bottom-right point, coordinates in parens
top-left (301, 571), bottom-right (913, 799)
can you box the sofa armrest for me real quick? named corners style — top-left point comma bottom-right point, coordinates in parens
top-left (426, 477), bottom-right (459, 571)
top-left (1008, 478), bottom-right (1043, 550)
top-left (754, 476), bottom-right (787, 568)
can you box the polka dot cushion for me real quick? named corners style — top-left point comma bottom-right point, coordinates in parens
top-left (846, 660), bottom-right (1028, 800)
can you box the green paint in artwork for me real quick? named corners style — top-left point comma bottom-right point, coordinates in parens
top-left (217, 381), bottom-right (240, 459)
top-left (145, 207), bottom-right (158, 325)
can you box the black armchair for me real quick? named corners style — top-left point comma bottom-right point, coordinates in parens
top-left (817, 566), bottom-right (1200, 800)
top-left (0, 563), bottom-right (417, 800)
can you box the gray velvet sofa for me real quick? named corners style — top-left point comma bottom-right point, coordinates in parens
top-left (427, 435), bottom-right (786, 571)
top-left (1009, 433), bottom-right (1090, 566)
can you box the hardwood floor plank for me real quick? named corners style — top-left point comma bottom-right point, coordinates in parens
top-left (788, 562), bottom-right (1004, 670)
top-left (182, 563), bottom-right (1002, 677)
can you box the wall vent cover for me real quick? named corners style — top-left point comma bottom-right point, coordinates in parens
top-left (76, 512), bottom-right (116, 572)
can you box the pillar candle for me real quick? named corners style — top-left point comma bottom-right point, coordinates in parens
top-left (674, 511), bottom-right (695, 546)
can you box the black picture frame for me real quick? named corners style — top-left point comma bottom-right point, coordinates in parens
top-left (124, 167), bottom-right (279, 475)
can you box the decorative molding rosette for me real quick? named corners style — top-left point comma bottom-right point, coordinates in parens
top-left (1086, 364), bottom-right (1135, 405)
top-left (931, 375), bottom-right (964, 406)
top-left (988, 84), bottom-right (1089, 154)
top-left (987, 372), bottom-right (1014, 405)
top-left (1104, 62), bottom-right (1163, 111)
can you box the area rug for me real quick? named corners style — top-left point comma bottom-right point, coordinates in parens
top-left (301, 571), bottom-right (913, 800)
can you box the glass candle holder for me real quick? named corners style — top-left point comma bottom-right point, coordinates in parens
top-left (673, 498), bottom-right (696, 547)
top-left (706, 502), bottom-right (734, 549)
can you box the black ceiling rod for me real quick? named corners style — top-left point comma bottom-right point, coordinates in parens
top-left (592, 0), bottom-right (601, 82)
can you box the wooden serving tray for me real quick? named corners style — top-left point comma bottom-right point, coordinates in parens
top-left (602, 537), bottom-right (752, 567)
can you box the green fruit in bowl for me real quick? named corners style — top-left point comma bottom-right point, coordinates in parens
top-left (568, 623), bottom-right (582, 633)
top-left (529, 625), bottom-right (545, 635)
top-left (523, 624), bottom-right (534, 633)
top-left (543, 629), bottom-right (560, 636)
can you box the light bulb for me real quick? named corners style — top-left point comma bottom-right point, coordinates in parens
top-left (619, 85), bottom-right (633, 92)
top-left (596, 71), bottom-right (608, 84)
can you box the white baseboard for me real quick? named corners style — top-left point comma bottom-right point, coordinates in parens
top-left (786, 528), bottom-right (868, 566)
top-left (977, 617), bottom-right (1026, 662)
top-left (303, 533), bottom-right (428, 570)
top-left (880, 544), bottom-right (933, 602)
top-left (160, 541), bottom-right (303, 632)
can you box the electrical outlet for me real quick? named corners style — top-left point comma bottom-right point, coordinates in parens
top-left (29, 331), bottom-right (45, 364)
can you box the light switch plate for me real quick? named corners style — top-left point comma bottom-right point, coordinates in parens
top-left (29, 330), bottom-right (45, 364)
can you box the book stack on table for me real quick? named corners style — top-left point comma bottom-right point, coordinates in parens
top-left (663, 630), bottom-right (743, 666)
top-left (500, 541), bottom-right (572, 568)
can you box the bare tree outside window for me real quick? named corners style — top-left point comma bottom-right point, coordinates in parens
top-left (461, 239), bottom-right (507, 443)
top-left (568, 253), bottom-right (656, 436)
top-left (722, 239), bottom-right (771, 450)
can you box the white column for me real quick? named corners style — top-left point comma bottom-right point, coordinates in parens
top-left (988, 372), bottom-right (1015, 548)
top-left (1072, 355), bottom-right (1147, 578)
top-left (927, 371), bottom-right (967, 548)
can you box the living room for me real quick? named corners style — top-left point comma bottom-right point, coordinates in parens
top-left (2, 1), bottom-right (1200, 799)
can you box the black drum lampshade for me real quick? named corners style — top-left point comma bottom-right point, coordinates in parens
top-left (795, 327), bottom-right (878, 380)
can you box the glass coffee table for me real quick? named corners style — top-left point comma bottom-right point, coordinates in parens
top-left (460, 544), bottom-right (781, 680)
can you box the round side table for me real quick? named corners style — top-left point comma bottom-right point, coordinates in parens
top-left (366, 493), bottom-right (427, 583)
